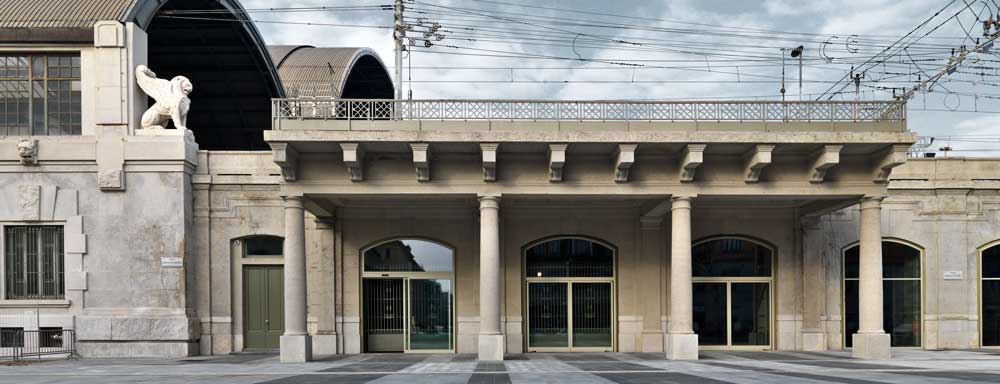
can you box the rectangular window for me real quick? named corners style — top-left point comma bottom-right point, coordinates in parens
top-left (4, 226), bottom-right (64, 300)
top-left (0, 54), bottom-right (81, 136)
top-left (0, 328), bottom-right (23, 348)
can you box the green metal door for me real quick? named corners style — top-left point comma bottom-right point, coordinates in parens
top-left (244, 265), bottom-right (283, 349)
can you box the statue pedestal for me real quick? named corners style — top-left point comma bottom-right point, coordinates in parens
top-left (135, 128), bottom-right (196, 142)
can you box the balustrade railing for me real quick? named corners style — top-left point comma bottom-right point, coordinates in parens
top-left (272, 99), bottom-right (906, 124)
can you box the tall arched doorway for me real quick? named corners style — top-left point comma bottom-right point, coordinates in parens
top-left (524, 237), bottom-right (616, 352)
top-left (692, 237), bottom-right (774, 350)
top-left (361, 239), bottom-right (454, 353)
top-left (980, 241), bottom-right (1000, 347)
top-left (843, 240), bottom-right (923, 347)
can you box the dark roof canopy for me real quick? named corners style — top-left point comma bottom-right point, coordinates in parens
top-left (267, 45), bottom-right (394, 99)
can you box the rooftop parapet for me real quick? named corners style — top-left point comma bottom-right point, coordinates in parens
top-left (271, 98), bottom-right (907, 132)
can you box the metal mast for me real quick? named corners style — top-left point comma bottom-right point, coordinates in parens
top-left (393, 0), bottom-right (404, 101)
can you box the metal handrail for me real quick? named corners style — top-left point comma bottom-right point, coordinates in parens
top-left (271, 98), bottom-right (906, 124)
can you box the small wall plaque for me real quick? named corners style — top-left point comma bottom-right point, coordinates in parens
top-left (162, 257), bottom-right (183, 268)
top-left (943, 270), bottom-right (963, 280)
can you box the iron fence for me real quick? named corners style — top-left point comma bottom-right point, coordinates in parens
top-left (272, 99), bottom-right (906, 124)
top-left (0, 329), bottom-right (76, 361)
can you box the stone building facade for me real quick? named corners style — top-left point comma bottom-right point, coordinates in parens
top-left (1, 0), bottom-right (998, 362)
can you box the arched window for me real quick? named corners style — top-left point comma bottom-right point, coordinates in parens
top-left (981, 242), bottom-right (1000, 346)
top-left (844, 240), bottom-right (922, 347)
top-left (242, 235), bottom-right (283, 257)
top-left (363, 239), bottom-right (454, 272)
top-left (525, 238), bottom-right (614, 278)
top-left (693, 237), bottom-right (773, 277)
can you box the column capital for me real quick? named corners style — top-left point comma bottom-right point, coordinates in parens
top-left (478, 193), bottom-right (500, 208)
top-left (281, 194), bottom-right (304, 206)
top-left (859, 196), bottom-right (884, 210)
top-left (671, 195), bottom-right (694, 209)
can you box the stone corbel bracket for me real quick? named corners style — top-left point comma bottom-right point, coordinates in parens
top-left (614, 144), bottom-right (638, 183)
top-left (873, 144), bottom-right (910, 183)
top-left (411, 143), bottom-right (431, 182)
top-left (679, 144), bottom-right (706, 182)
top-left (548, 144), bottom-right (568, 183)
top-left (340, 142), bottom-right (364, 181)
top-left (809, 144), bottom-right (843, 184)
top-left (481, 143), bottom-right (499, 182)
top-left (744, 144), bottom-right (775, 183)
top-left (270, 142), bottom-right (298, 182)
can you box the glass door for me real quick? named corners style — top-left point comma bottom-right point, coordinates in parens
top-left (572, 282), bottom-right (613, 349)
top-left (527, 282), bottom-right (568, 349)
top-left (526, 281), bottom-right (613, 351)
top-left (407, 278), bottom-right (454, 352)
top-left (693, 281), bottom-right (771, 349)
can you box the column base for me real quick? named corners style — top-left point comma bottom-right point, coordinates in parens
top-left (280, 335), bottom-right (313, 362)
top-left (801, 331), bottom-right (827, 351)
top-left (312, 334), bottom-right (338, 356)
top-left (478, 334), bottom-right (505, 361)
top-left (641, 331), bottom-right (665, 353)
top-left (851, 333), bottom-right (890, 359)
top-left (664, 333), bottom-right (698, 360)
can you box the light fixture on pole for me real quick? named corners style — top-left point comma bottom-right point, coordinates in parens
top-left (790, 46), bottom-right (804, 101)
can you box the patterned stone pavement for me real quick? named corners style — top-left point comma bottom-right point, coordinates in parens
top-left (5, 350), bottom-right (1000, 383)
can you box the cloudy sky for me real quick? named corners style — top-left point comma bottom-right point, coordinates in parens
top-left (243, 0), bottom-right (1000, 156)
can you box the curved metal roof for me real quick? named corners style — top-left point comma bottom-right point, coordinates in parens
top-left (267, 45), bottom-right (393, 99)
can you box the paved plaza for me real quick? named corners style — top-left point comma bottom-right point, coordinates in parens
top-left (5, 350), bottom-right (1000, 383)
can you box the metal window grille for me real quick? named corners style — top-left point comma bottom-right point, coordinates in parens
top-left (0, 328), bottom-right (23, 348)
top-left (4, 226), bottom-right (64, 300)
top-left (0, 54), bottom-right (82, 136)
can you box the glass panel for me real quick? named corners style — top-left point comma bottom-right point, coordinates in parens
top-left (983, 280), bottom-right (1000, 346)
top-left (982, 245), bottom-right (1000, 278)
top-left (693, 239), bottom-right (772, 277)
top-left (408, 279), bottom-right (452, 350)
top-left (731, 283), bottom-right (770, 346)
top-left (528, 282), bottom-right (568, 348)
top-left (363, 278), bottom-right (405, 352)
top-left (885, 280), bottom-right (921, 347)
top-left (364, 239), bottom-right (453, 272)
top-left (572, 283), bottom-right (612, 348)
top-left (845, 279), bottom-right (920, 347)
top-left (884, 243), bottom-right (921, 278)
top-left (525, 238), bottom-right (613, 278)
top-left (693, 282), bottom-right (727, 346)
top-left (244, 236), bottom-right (283, 257)
top-left (845, 242), bottom-right (921, 279)
top-left (844, 279), bottom-right (859, 348)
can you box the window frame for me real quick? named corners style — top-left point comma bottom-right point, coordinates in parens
top-left (0, 52), bottom-right (82, 136)
top-left (978, 239), bottom-right (1000, 348)
top-left (0, 223), bottom-right (66, 301)
top-left (841, 238), bottom-right (925, 348)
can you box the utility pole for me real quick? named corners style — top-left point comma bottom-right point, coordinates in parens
top-left (393, 0), bottom-right (404, 101)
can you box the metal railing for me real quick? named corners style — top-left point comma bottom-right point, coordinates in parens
top-left (0, 329), bottom-right (76, 361)
top-left (272, 98), bottom-right (906, 123)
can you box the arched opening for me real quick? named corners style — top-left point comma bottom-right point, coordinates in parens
top-left (361, 239), bottom-right (454, 353)
top-left (843, 240), bottom-right (923, 348)
top-left (234, 235), bottom-right (284, 350)
top-left (980, 241), bottom-right (1000, 347)
top-left (692, 237), bottom-right (774, 350)
top-left (144, 0), bottom-right (284, 150)
top-left (523, 237), bottom-right (615, 352)
top-left (340, 55), bottom-right (394, 99)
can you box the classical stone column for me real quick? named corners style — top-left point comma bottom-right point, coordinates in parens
top-left (853, 196), bottom-right (890, 359)
top-left (281, 195), bottom-right (312, 362)
top-left (665, 196), bottom-right (698, 360)
top-left (478, 194), bottom-right (504, 361)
